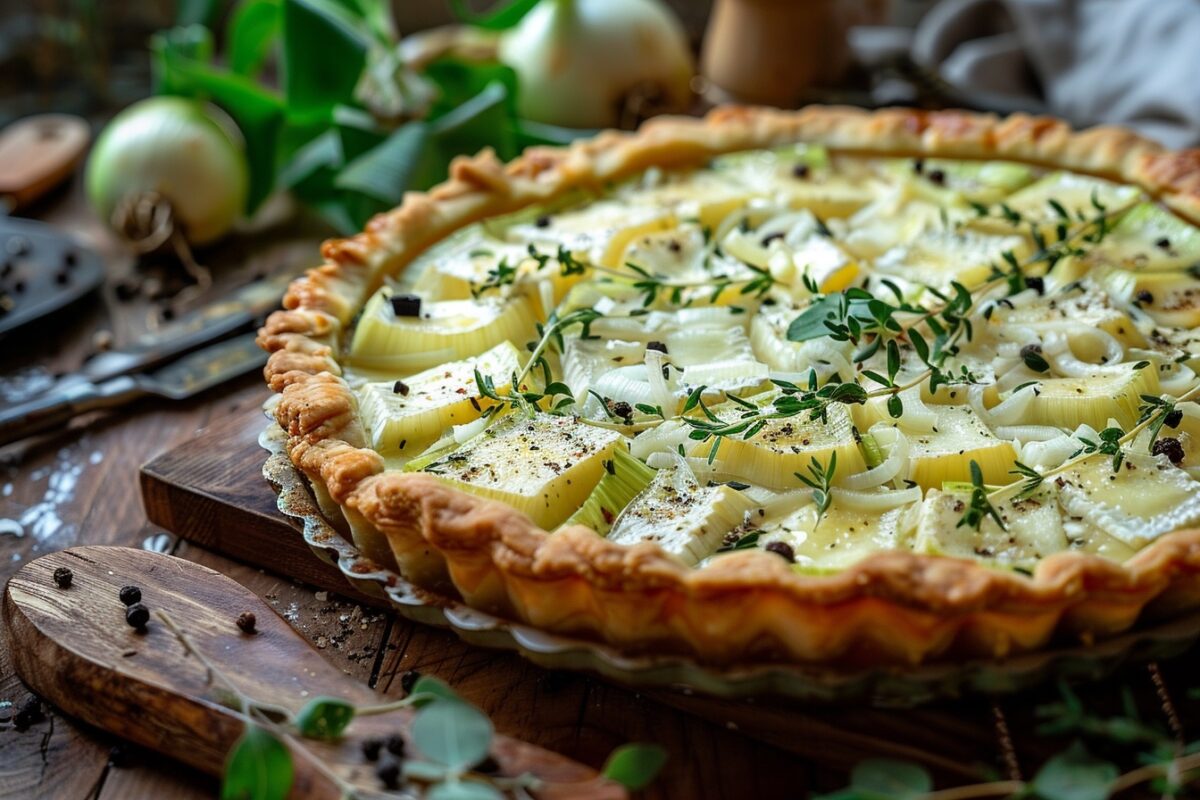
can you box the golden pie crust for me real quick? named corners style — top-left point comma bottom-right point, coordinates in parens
top-left (259, 105), bottom-right (1200, 666)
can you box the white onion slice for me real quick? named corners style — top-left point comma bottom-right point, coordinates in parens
top-left (843, 429), bottom-right (910, 490)
top-left (995, 424), bottom-right (1066, 442)
top-left (833, 485), bottom-right (922, 512)
top-left (969, 383), bottom-right (1036, 427)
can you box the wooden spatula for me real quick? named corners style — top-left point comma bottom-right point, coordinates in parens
top-left (3, 546), bottom-right (624, 799)
top-left (0, 114), bottom-right (90, 211)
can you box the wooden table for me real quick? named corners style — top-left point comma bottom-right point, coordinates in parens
top-left (0, 178), bottom-right (812, 799)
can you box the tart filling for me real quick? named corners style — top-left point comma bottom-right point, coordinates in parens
top-left (262, 106), bottom-right (1200, 664)
top-left (347, 144), bottom-right (1200, 576)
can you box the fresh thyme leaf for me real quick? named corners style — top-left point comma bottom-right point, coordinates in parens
top-left (957, 460), bottom-right (1005, 531)
top-left (794, 453), bottom-right (836, 527)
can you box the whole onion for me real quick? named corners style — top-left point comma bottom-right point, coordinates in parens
top-left (498, 0), bottom-right (694, 129)
top-left (86, 96), bottom-right (249, 246)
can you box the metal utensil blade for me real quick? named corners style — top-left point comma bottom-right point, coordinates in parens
top-left (137, 332), bottom-right (267, 401)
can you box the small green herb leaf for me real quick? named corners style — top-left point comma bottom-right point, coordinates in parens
top-left (294, 696), bottom-right (355, 740)
top-left (849, 758), bottom-right (932, 800)
top-left (409, 675), bottom-right (461, 706)
top-left (411, 700), bottom-right (494, 771)
top-left (602, 743), bottom-right (668, 791)
top-left (1030, 741), bottom-right (1118, 800)
top-left (221, 726), bottom-right (293, 800)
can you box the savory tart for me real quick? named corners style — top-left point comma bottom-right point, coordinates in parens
top-left (260, 106), bottom-right (1200, 666)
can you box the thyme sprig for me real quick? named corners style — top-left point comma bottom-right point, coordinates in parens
top-left (957, 460), bottom-right (1006, 531)
top-left (794, 453), bottom-right (836, 527)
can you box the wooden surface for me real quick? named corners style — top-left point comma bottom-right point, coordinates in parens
top-left (5, 546), bottom-right (622, 799)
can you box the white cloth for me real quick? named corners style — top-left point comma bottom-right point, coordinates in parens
top-left (912, 0), bottom-right (1200, 148)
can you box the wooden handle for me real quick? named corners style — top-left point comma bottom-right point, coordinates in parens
top-left (0, 114), bottom-right (90, 210)
top-left (3, 546), bottom-right (623, 800)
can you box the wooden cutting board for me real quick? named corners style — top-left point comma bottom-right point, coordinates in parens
top-left (139, 406), bottom-right (1200, 785)
top-left (3, 546), bottom-right (623, 799)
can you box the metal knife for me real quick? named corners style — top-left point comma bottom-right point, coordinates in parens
top-left (0, 332), bottom-right (267, 446)
top-left (72, 270), bottom-right (293, 389)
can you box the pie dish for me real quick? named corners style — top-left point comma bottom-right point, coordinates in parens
top-left (259, 105), bottom-right (1200, 667)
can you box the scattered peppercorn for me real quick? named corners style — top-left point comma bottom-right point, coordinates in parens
top-left (393, 380), bottom-right (410, 396)
top-left (361, 738), bottom-right (383, 761)
top-left (927, 169), bottom-right (946, 186)
top-left (1025, 276), bottom-right (1045, 295)
top-left (475, 755), bottom-right (501, 775)
top-left (791, 163), bottom-right (810, 179)
top-left (236, 611), bottom-right (257, 634)
top-left (535, 215), bottom-right (551, 228)
top-left (1156, 237), bottom-right (1172, 250)
top-left (159, 307), bottom-right (175, 322)
top-left (63, 250), bottom-right (78, 268)
top-left (376, 759), bottom-right (402, 790)
top-left (912, 158), bottom-right (925, 175)
top-left (765, 541), bottom-right (796, 563)
top-left (119, 586), bottom-right (141, 606)
top-left (13, 696), bottom-right (45, 731)
top-left (612, 401), bottom-right (633, 420)
top-left (400, 669), bottom-right (421, 694)
top-left (1152, 437), bottom-right (1186, 464)
top-left (646, 341), bottom-right (668, 354)
top-left (386, 734), bottom-right (406, 757)
top-left (1136, 289), bottom-right (1154, 305)
top-left (389, 293), bottom-right (422, 317)
top-left (125, 603), bottom-right (150, 630)
top-left (54, 271), bottom-right (69, 286)
top-left (52, 567), bottom-right (73, 589)
top-left (1165, 409), bottom-right (1183, 429)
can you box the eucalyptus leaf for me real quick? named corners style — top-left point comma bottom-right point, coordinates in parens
top-left (427, 780), bottom-right (505, 800)
top-left (849, 758), bottom-right (932, 800)
top-left (221, 726), bottom-right (293, 800)
top-left (402, 760), bottom-right (450, 782)
top-left (294, 697), bottom-right (355, 740)
top-left (1031, 742), bottom-right (1118, 800)
top-left (408, 675), bottom-right (462, 705)
top-left (411, 699), bottom-right (494, 771)
top-left (601, 743), bottom-right (667, 791)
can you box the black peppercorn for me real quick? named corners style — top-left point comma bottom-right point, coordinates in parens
top-left (125, 603), bottom-right (150, 629)
top-left (389, 293), bottom-right (422, 317)
top-left (361, 738), bottom-right (383, 761)
top-left (13, 696), bottom-right (45, 731)
top-left (535, 215), bottom-right (551, 228)
top-left (393, 380), bottom-right (410, 396)
top-left (912, 158), bottom-right (925, 175)
top-left (765, 541), bottom-right (795, 563)
top-left (1156, 237), bottom-right (1172, 250)
top-left (52, 567), bottom-right (73, 589)
top-left (54, 271), bottom-right (69, 286)
top-left (1025, 276), bottom-right (1045, 295)
top-left (386, 734), bottom-right (406, 757)
top-left (927, 169), bottom-right (946, 186)
top-left (1136, 289), bottom-right (1154, 305)
top-left (119, 586), bottom-right (141, 606)
top-left (376, 759), bottom-right (402, 790)
top-left (612, 401), bottom-right (633, 420)
top-left (1165, 409), bottom-right (1183, 429)
top-left (646, 341), bottom-right (668, 354)
top-left (791, 163), bottom-right (810, 179)
top-left (236, 611), bottom-right (257, 634)
top-left (1152, 437), bottom-right (1186, 464)
top-left (400, 669), bottom-right (421, 694)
